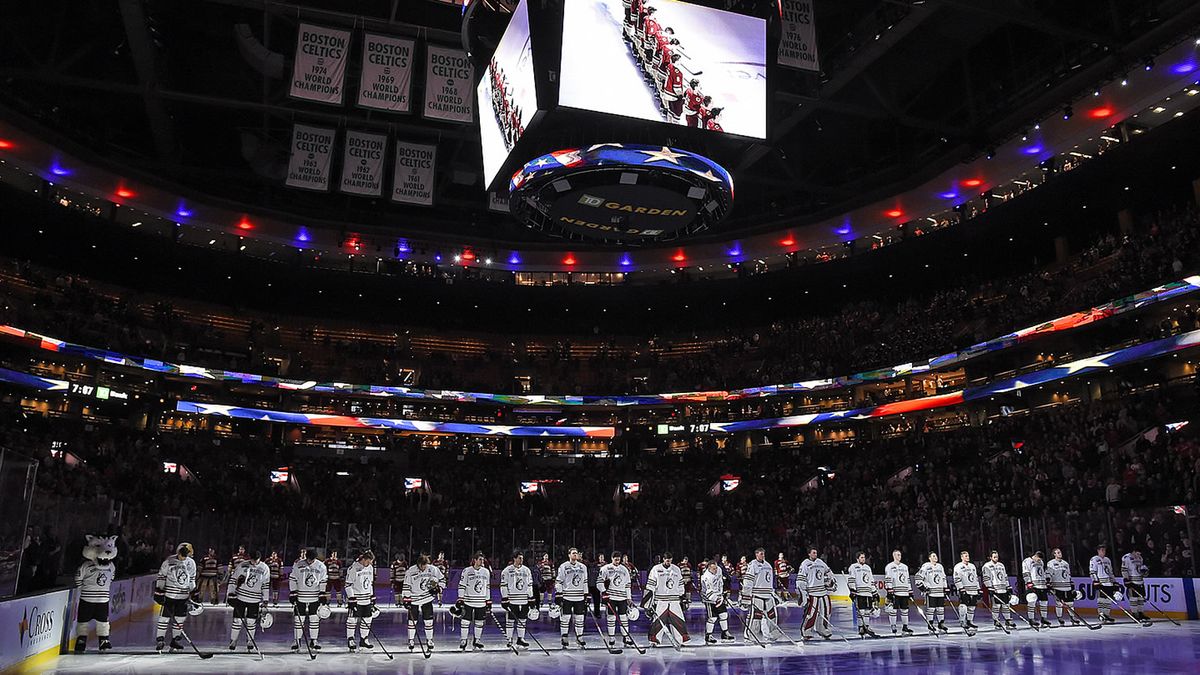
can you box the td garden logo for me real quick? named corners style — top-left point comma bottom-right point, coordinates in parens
top-left (578, 194), bottom-right (604, 208)
top-left (577, 193), bottom-right (689, 217)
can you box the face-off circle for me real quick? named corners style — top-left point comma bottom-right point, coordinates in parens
top-left (508, 144), bottom-right (734, 244)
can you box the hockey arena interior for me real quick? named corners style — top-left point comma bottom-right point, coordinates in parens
top-left (4, 0), bottom-right (1200, 673)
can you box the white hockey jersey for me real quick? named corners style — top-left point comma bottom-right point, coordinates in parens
top-left (884, 561), bottom-right (911, 596)
top-left (402, 564), bottom-right (445, 605)
top-left (500, 564), bottom-right (534, 604)
top-left (1120, 553), bottom-right (1147, 583)
top-left (847, 562), bottom-right (876, 597)
top-left (597, 562), bottom-right (632, 601)
top-left (459, 565), bottom-right (491, 607)
top-left (228, 560), bottom-right (271, 604)
top-left (797, 558), bottom-right (833, 596)
top-left (645, 563), bottom-right (684, 601)
top-left (953, 561), bottom-right (980, 593)
top-left (742, 559), bottom-right (775, 599)
top-left (981, 560), bottom-right (1009, 592)
top-left (1021, 557), bottom-right (1047, 589)
top-left (556, 561), bottom-right (589, 601)
top-left (700, 569), bottom-right (726, 604)
top-left (157, 556), bottom-right (197, 600)
top-left (289, 558), bottom-right (328, 603)
top-left (1089, 555), bottom-right (1115, 584)
top-left (346, 561), bottom-right (375, 606)
top-left (76, 560), bottom-right (116, 604)
top-left (1046, 559), bottom-right (1073, 590)
top-left (915, 562), bottom-right (948, 596)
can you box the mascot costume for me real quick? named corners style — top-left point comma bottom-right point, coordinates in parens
top-left (74, 534), bottom-right (118, 652)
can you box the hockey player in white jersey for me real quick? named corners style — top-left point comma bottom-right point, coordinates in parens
top-left (597, 550), bottom-right (636, 648)
top-left (643, 551), bottom-right (689, 646)
top-left (1090, 544), bottom-right (1118, 624)
top-left (982, 550), bottom-right (1017, 630)
top-left (699, 560), bottom-right (734, 643)
top-left (500, 552), bottom-right (535, 649)
top-left (288, 548), bottom-right (328, 652)
top-left (154, 542), bottom-right (198, 653)
top-left (740, 548), bottom-right (780, 642)
top-left (1021, 550), bottom-right (1052, 628)
top-left (1047, 548), bottom-right (1080, 626)
top-left (1121, 548), bottom-right (1150, 622)
top-left (915, 551), bottom-right (950, 633)
top-left (402, 554), bottom-right (446, 652)
top-left (74, 534), bottom-right (117, 653)
top-left (456, 551), bottom-right (492, 651)
top-left (227, 550), bottom-right (271, 652)
top-left (847, 551), bottom-right (880, 637)
top-left (884, 549), bottom-right (914, 635)
top-left (797, 548), bottom-right (834, 639)
top-left (952, 551), bottom-right (981, 632)
top-left (556, 547), bottom-right (590, 648)
top-left (345, 551), bottom-right (378, 651)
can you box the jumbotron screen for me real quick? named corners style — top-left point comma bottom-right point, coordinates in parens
top-left (559, 0), bottom-right (766, 139)
top-left (478, 0), bottom-right (539, 185)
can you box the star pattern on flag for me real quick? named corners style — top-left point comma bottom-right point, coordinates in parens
top-left (1062, 352), bottom-right (1117, 374)
top-left (586, 143), bottom-right (625, 152)
top-left (639, 146), bottom-right (688, 165)
top-left (991, 379), bottom-right (1034, 393)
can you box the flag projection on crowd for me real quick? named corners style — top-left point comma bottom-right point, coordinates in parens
top-left (172, 401), bottom-right (616, 437)
top-left (290, 23), bottom-right (352, 104)
top-left (404, 477), bottom-right (425, 490)
top-left (621, 482), bottom-right (641, 495)
top-left (270, 467), bottom-right (290, 483)
top-left (285, 123), bottom-right (336, 191)
top-left (1, 277), bottom-right (1195, 408)
top-left (777, 0), bottom-right (819, 71)
top-left (357, 33), bottom-right (415, 112)
top-left (339, 130), bottom-right (387, 196)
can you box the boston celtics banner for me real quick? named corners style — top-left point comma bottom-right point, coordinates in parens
top-left (391, 140), bottom-right (436, 205)
top-left (423, 45), bottom-right (474, 123)
top-left (778, 0), bottom-right (820, 72)
top-left (339, 130), bottom-right (387, 197)
top-left (285, 123), bottom-right (336, 192)
top-left (289, 23), bottom-right (352, 104)
top-left (357, 33), bottom-right (415, 113)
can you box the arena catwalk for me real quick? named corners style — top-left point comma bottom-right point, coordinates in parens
top-left (46, 602), bottom-right (1198, 674)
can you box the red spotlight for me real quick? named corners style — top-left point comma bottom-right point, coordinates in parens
top-left (563, 254), bottom-right (576, 266)
top-left (780, 237), bottom-right (795, 246)
top-left (0, 139), bottom-right (13, 150)
top-left (1088, 106), bottom-right (1113, 119)
top-left (672, 251), bottom-right (687, 262)
top-left (885, 209), bottom-right (904, 218)
top-left (461, 250), bottom-right (476, 262)
top-left (115, 187), bottom-right (135, 199)
top-left (960, 178), bottom-right (983, 188)
top-left (237, 218), bottom-right (254, 230)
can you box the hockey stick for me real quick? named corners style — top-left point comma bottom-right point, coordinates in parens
top-left (488, 607), bottom-right (521, 655)
top-left (365, 625), bottom-right (395, 660)
top-left (175, 628), bottom-right (214, 660)
top-left (755, 598), bottom-right (802, 647)
top-left (910, 599), bottom-right (942, 638)
top-left (585, 606), bottom-right (622, 654)
top-left (292, 604), bottom-right (318, 660)
top-left (1097, 588), bottom-right (1151, 627)
top-left (979, 594), bottom-right (1010, 634)
top-left (730, 604), bottom-right (768, 648)
top-left (945, 597), bottom-right (977, 636)
top-left (850, 597), bottom-right (879, 638)
top-left (646, 604), bottom-right (684, 651)
top-left (243, 621), bottom-right (265, 662)
top-left (1061, 602), bottom-right (1102, 630)
top-left (1131, 587), bottom-right (1180, 626)
top-left (605, 601), bottom-right (646, 654)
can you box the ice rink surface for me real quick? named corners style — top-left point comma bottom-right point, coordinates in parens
top-left (45, 601), bottom-right (1199, 674)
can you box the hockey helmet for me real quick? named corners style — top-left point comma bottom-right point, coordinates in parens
top-left (369, 604), bottom-right (382, 620)
top-left (1007, 595), bottom-right (1020, 607)
top-left (1113, 591), bottom-right (1124, 602)
top-left (259, 612), bottom-right (274, 629)
top-left (628, 606), bottom-right (641, 622)
top-left (548, 604), bottom-right (562, 620)
top-left (1073, 590), bottom-right (1084, 601)
top-left (316, 604), bottom-right (332, 619)
top-left (1025, 592), bottom-right (1038, 604)
top-left (186, 600), bottom-right (204, 616)
top-left (526, 606), bottom-right (540, 621)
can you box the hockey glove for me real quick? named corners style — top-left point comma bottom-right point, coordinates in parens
top-left (319, 593), bottom-right (329, 605)
top-left (153, 592), bottom-right (166, 606)
top-left (886, 592), bottom-right (895, 604)
top-left (1025, 582), bottom-right (1034, 591)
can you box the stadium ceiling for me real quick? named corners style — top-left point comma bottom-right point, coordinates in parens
top-left (1, 0), bottom-right (1199, 251)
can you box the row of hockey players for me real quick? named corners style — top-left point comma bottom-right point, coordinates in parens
top-left (486, 58), bottom-right (525, 151)
top-left (622, 0), bottom-right (725, 131)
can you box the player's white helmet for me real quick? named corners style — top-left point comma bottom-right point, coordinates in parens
top-left (1025, 592), bottom-right (1038, 604)
top-left (628, 606), bottom-right (641, 621)
top-left (259, 612), bottom-right (274, 629)
top-left (187, 600), bottom-right (204, 616)
top-left (1113, 591), bottom-right (1124, 602)
top-left (526, 606), bottom-right (540, 621)
top-left (1007, 595), bottom-right (1020, 607)
top-left (548, 604), bottom-right (561, 620)
top-left (316, 604), bottom-right (332, 619)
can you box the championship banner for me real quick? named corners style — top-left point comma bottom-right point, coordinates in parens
top-left (778, 0), bottom-right (820, 71)
top-left (487, 191), bottom-right (510, 213)
top-left (285, 123), bottom-right (336, 192)
top-left (423, 45), bottom-right (474, 123)
top-left (289, 23), bottom-right (352, 104)
top-left (339, 130), bottom-right (387, 197)
top-left (391, 140), bottom-right (436, 205)
top-left (357, 33), bottom-right (415, 112)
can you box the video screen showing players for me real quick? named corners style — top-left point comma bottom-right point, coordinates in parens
top-left (478, 0), bottom-right (539, 185)
top-left (559, 0), bottom-right (766, 139)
